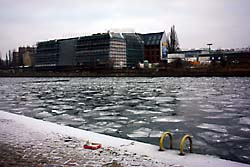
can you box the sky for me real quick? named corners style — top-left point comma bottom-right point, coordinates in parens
top-left (0, 0), bottom-right (250, 58)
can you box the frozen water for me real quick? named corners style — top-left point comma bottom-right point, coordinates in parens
top-left (240, 128), bottom-right (250, 132)
top-left (239, 117), bottom-right (250, 125)
top-left (141, 96), bottom-right (175, 103)
top-left (0, 77), bottom-right (250, 164)
top-left (127, 109), bottom-right (161, 115)
top-left (35, 111), bottom-right (53, 119)
top-left (197, 123), bottom-right (228, 133)
top-left (152, 116), bottom-right (184, 123)
top-left (201, 109), bottom-right (224, 113)
top-left (127, 128), bottom-right (151, 138)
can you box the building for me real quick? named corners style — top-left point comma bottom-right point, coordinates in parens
top-left (167, 53), bottom-right (185, 63)
top-left (140, 32), bottom-right (167, 63)
top-left (12, 51), bottom-right (19, 67)
top-left (23, 50), bottom-right (35, 67)
top-left (76, 32), bottom-right (126, 69)
top-left (122, 33), bottom-right (144, 68)
top-left (58, 38), bottom-right (77, 67)
top-left (225, 51), bottom-right (250, 65)
top-left (35, 40), bottom-right (59, 68)
top-left (201, 51), bottom-right (250, 65)
top-left (34, 31), bottom-right (188, 70)
top-left (18, 47), bottom-right (25, 66)
top-left (35, 38), bottom-right (77, 68)
top-left (11, 47), bottom-right (36, 67)
top-left (176, 50), bottom-right (209, 64)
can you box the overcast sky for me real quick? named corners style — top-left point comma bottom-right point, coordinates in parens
top-left (0, 0), bottom-right (250, 58)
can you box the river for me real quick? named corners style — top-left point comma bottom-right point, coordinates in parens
top-left (0, 77), bottom-right (250, 164)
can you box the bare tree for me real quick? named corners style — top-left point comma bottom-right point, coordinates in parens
top-left (167, 25), bottom-right (180, 53)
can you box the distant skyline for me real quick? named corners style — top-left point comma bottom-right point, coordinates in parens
top-left (1, 0), bottom-right (250, 58)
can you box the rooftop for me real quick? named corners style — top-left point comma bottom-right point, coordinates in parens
top-left (140, 32), bottom-right (164, 46)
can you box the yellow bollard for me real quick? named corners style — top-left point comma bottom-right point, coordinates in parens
top-left (159, 131), bottom-right (173, 151)
top-left (179, 134), bottom-right (193, 155)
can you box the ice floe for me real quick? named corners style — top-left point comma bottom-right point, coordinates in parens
top-left (151, 116), bottom-right (184, 123)
top-left (197, 123), bottom-right (228, 133)
top-left (239, 117), bottom-right (250, 125)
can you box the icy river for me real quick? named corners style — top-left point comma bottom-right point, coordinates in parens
top-left (0, 77), bottom-right (250, 164)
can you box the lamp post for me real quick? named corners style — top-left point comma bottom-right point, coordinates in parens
top-left (207, 43), bottom-right (213, 53)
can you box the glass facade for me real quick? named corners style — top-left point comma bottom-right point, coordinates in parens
top-left (76, 34), bottom-right (111, 69)
top-left (35, 40), bottom-right (59, 67)
top-left (123, 33), bottom-right (144, 68)
top-left (76, 33), bottom-right (126, 69)
top-left (35, 32), bottom-right (166, 69)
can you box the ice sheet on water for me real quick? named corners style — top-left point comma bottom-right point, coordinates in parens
top-left (240, 127), bottom-right (250, 132)
top-left (10, 107), bottom-right (29, 112)
top-left (136, 120), bottom-right (149, 124)
top-left (205, 113), bottom-right (243, 119)
top-left (93, 105), bottom-right (124, 111)
top-left (198, 131), bottom-right (230, 143)
top-left (94, 116), bottom-right (128, 121)
top-left (239, 117), bottom-right (250, 125)
top-left (149, 130), bottom-right (164, 138)
top-left (125, 98), bottom-right (142, 103)
top-left (126, 109), bottom-right (161, 115)
top-left (197, 123), bottom-right (228, 133)
top-left (151, 116), bottom-right (184, 123)
top-left (140, 96), bottom-right (174, 103)
top-left (51, 110), bottom-right (66, 114)
top-left (229, 135), bottom-right (248, 141)
top-left (105, 128), bottom-right (118, 133)
top-left (59, 105), bottom-right (74, 110)
top-left (200, 104), bottom-right (215, 109)
top-left (35, 111), bottom-right (53, 119)
top-left (91, 127), bottom-right (111, 133)
top-left (127, 128), bottom-right (151, 138)
top-left (201, 108), bottom-right (224, 113)
top-left (99, 111), bottom-right (116, 116)
top-left (62, 98), bottom-right (78, 102)
top-left (176, 97), bottom-right (203, 101)
top-left (135, 104), bottom-right (158, 110)
top-left (45, 114), bottom-right (85, 127)
top-left (45, 99), bottom-right (55, 103)
top-left (205, 115), bottom-right (231, 119)
top-left (159, 108), bottom-right (174, 112)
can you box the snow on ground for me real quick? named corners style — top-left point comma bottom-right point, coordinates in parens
top-left (0, 110), bottom-right (249, 167)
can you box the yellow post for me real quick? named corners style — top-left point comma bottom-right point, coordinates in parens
top-left (159, 131), bottom-right (173, 151)
top-left (179, 134), bottom-right (193, 155)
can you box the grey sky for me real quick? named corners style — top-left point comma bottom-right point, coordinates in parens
top-left (0, 0), bottom-right (250, 58)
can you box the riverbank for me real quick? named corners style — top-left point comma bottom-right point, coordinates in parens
top-left (0, 110), bottom-right (249, 167)
top-left (1, 67), bottom-right (250, 77)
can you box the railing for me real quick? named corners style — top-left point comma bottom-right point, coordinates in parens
top-left (159, 132), bottom-right (193, 156)
top-left (179, 134), bottom-right (193, 155)
top-left (159, 131), bottom-right (173, 151)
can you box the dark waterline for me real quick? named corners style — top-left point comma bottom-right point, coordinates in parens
top-left (0, 77), bottom-right (250, 164)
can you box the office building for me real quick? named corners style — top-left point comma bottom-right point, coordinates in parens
top-left (76, 32), bottom-right (126, 69)
top-left (122, 33), bottom-right (144, 68)
top-left (140, 32), bottom-right (167, 63)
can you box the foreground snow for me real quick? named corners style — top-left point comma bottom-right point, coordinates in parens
top-left (0, 110), bottom-right (249, 167)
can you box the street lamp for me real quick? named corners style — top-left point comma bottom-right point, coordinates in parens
top-left (207, 43), bottom-right (213, 53)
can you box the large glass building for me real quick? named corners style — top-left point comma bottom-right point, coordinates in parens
top-left (35, 38), bottom-right (77, 68)
top-left (35, 40), bottom-right (59, 68)
top-left (76, 32), bottom-right (126, 69)
top-left (122, 33), bottom-right (144, 68)
top-left (34, 31), bottom-right (168, 70)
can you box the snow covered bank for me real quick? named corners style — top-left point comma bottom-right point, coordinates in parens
top-left (0, 110), bottom-right (249, 167)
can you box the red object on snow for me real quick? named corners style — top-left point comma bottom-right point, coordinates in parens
top-left (83, 143), bottom-right (102, 150)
